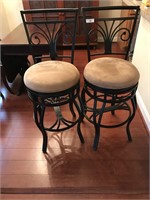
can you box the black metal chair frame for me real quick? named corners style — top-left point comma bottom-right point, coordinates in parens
top-left (20, 8), bottom-right (79, 64)
top-left (27, 82), bottom-right (84, 153)
top-left (78, 6), bottom-right (140, 150)
top-left (21, 8), bottom-right (84, 153)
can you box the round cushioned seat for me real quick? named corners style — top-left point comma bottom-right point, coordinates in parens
top-left (84, 57), bottom-right (140, 89)
top-left (24, 60), bottom-right (80, 93)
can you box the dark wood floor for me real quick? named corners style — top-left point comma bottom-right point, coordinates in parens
top-left (0, 50), bottom-right (149, 200)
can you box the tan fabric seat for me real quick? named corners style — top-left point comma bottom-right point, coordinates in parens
top-left (24, 60), bottom-right (80, 93)
top-left (84, 57), bottom-right (140, 89)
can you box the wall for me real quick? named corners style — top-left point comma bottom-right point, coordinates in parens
top-left (100, 0), bottom-right (123, 6)
top-left (97, 0), bottom-right (122, 42)
top-left (0, 0), bottom-right (23, 39)
top-left (0, 0), bottom-right (123, 39)
top-left (0, 0), bottom-right (9, 40)
top-left (132, 16), bottom-right (150, 132)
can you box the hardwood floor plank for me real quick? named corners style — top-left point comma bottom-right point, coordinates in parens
top-left (0, 50), bottom-right (149, 198)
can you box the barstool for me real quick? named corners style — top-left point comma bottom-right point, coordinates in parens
top-left (21, 8), bottom-right (84, 153)
top-left (81, 57), bottom-right (139, 150)
top-left (24, 60), bottom-right (84, 153)
top-left (78, 6), bottom-right (140, 150)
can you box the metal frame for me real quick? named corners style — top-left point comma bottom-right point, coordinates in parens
top-left (20, 8), bottom-right (79, 64)
top-left (82, 5), bottom-right (140, 61)
top-left (79, 6), bottom-right (140, 150)
top-left (27, 82), bottom-right (84, 153)
top-left (21, 8), bottom-right (84, 153)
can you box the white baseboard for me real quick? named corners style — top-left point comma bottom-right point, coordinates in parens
top-left (136, 91), bottom-right (150, 134)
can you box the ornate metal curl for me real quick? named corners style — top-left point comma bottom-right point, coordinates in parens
top-left (44, 95), bottom-right (70, 105)
top-left (63, 30), bottom-right (73, 44)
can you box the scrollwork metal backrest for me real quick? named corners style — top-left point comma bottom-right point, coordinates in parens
top-left (89, 19), bottom-right (131, 53)
top-left (21, 8), bottom-right (78, 63)
top-left (82, 6), bottom-right (140, 61)
top-left (28, 22), bottom-right (72, 59)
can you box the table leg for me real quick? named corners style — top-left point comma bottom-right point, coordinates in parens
top-left (1, 55), bottom-right (30, 95)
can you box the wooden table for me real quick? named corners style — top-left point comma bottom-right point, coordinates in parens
top-left (1, 24), bottom-right (28, 94)
top-left (1, 23), bottom-right (28, 55)
top-left (0, 23), bottom-right (52, 94)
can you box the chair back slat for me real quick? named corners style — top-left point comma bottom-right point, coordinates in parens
top-left (81, 6), bottom-right (140, 61)
top-left (21, 8), bottom-right (79, 63)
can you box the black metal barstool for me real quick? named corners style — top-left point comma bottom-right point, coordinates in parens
top-left (21, 8), bottom-right (84, 153)
top-left (78, 6), bottom-right (140, 150)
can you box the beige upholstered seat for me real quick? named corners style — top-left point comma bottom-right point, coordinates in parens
top-left (24, 60), bottom-right (80, 93)
top-left (84, 57), bottom-right (140, 89)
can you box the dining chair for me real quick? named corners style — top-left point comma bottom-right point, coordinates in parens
top-left (20, 8), bottom-right (84, 153)
top-left (78, 6), bottom-right (140, 150)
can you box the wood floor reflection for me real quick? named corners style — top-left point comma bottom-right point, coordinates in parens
top-left (0, 49), bottom-right (149, 199)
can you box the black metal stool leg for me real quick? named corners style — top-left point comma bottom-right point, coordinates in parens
top-left (126, 95), bottom-right (137, 142)
top-left (111, 94), bottom-right (117, 115)
top-left (69, 101), bottom-right (76, 117)
top-left (33, 102), bottom-right (48, 153)
top-left (77, 88), bottom-right (86, 143)
top-left (81, 88), bottom-right (86, 118)
top-left (39, 105), bottom-right (48, 153)
top-left (92, 97), bottom-right (106, 150)
top-left (75, 95), bottom-right (85, 144)
top-left (41, 128), bottom-right (48, 153)
top-left (93, 125), bottom-right (100, 151)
